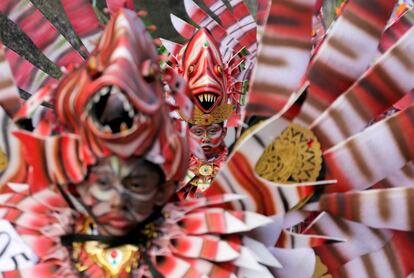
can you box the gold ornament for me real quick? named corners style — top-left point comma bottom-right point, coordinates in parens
top-left (83, 242), bottom-right (139, 277)
top-left (255, 123), bottom-right (322, 183)
top-left (72, 220), bottom-right (140, 277)
top-left (180, 103), bottom-right (234, 125)
top-left (0, 148), bottom-right (8, 172)
top-left (198, 164), bottom-right (214, 177)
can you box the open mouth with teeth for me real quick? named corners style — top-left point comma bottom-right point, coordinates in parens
top-left (195, 92), bottom-right (219, 113)
top-left (86, 85), bottom-right (148, 134)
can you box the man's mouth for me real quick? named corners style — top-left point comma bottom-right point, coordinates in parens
top-left (201, 145), bottom-right (212, 152)
top-left (98, 214), bottom-right (133, 229)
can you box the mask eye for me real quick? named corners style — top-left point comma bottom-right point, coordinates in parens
top-left (188, 65), bottom-right (195, 76)
top-left (141, 59), bottom-right (158, 82)
top-left (215, 65), bottom-right (223, 76)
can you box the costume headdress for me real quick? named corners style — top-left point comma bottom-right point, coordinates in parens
top-left (4, 7), bottom-right (190, 191)
top-left (161, 0), bottom-right (262, 126)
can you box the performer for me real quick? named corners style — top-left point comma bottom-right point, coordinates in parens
top-left (0, 8), bottom-right (287, 278)
top-left (162, 0), bottom-right (260, 197)
top-left (1, 1), bottom-right (414, 277)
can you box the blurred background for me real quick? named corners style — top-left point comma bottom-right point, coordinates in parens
top-left (135, 0), bottom-right (345, 40)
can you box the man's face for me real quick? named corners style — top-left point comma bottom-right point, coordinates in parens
top-left (76, 157), bottom-right (172, 236)
top-left (189, 123), bottom-right (226, 158)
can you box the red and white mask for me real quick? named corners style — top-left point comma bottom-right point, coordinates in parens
top-left (182, 28), bottom-right (227, 114)
top-left (174, 28), bottom-right (234, 126)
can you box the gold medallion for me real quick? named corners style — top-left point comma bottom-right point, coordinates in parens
top-left (84, 242), bottom-right (139, 277)
top-left (198, 164), bottom-right (214, 177)
top-left (72, 219), bottom-right (140, 277)
top-left (255, 123), bottom-right (322, 183)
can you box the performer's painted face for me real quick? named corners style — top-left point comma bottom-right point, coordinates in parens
top-left (189, 123), bottom-right (226, 158)
top-left (76, 156), bottom-right (173, 236)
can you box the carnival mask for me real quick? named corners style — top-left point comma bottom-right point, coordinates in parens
top-left (55, 10), bottom-right (164, 159)
top-left (178, 28), bottom-right (233, 125)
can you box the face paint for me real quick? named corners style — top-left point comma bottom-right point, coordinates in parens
top-left (189, 123), bottom-right (226, 158)
top-left (76, 156), bottom-right (169, 236)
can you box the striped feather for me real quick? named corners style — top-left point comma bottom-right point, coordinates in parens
top-left (373, 161), bottom-right (414, 189)
top-left (245, 0), bottom-right (315, 117)
top-left (170, 13), bottom-right (198, 40)
top-left (153, 255), bottom-right (200, 278)
top-left (200, 0), bottom-right (257, 55)
top-left (268, 247), bottom-right (316, 278)
top-left (13, 131), bottom-right (86, 191)
top-left (179, 208), bottom-right (254, 234)
top-left (305, 213), bottom-right (393, 272)
top-left (332, 231), bottom-right (414, 278)
top-left (378, 8), bottom-right (414, 55)
top-left (61, 0), bottom-right (103, 53)
top-left (169, 235), bottom-right (239, 262)
top-left (276, 229), bottom-right (343, 249)
top-left (295, 0), bottom-right (397, 126)
top-left (160, 38), bottom-right (183, 56)
top-left (172, 11), bottom-right (242, 60)
top-left (1, 262), bottom-right (61, 277)
top-left (0, 0), bottom-right (85, 93)
top-left (0, 43), bottom-right (21, 117)
top-left (323, 104), bottom-right (414, 192)
top-left (105, 0), bottom-right (135, 14)
top-left (256, 0), bottom-right (271, 27)
top-left (180, 257), bottom-right (237, 277)
top-left (309, 25), bottom-right (414, 149)
top-left (306, 187), bottom-right (414, 231)
top-left (242, 236), bottom-right (282, 268)
top-left (0, 17), bottom-right (59, 93)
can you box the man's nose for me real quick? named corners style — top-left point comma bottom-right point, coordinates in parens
top-left (201, 132), bottom-right (209, 141)
top-left (109, 189), bottom-right (123, 207)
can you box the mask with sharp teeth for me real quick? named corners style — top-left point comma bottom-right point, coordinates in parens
top-left (51, 9), bottom-right (190, 183)
top-left (88, 85), bottom-right (139, 134)
top-left (172, 28), bottom-right (235, 126)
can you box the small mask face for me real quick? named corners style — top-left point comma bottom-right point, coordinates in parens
top-left (76, 156), bottom-right (172, 236)
top-left (189, 123), bottom-right (226, 158)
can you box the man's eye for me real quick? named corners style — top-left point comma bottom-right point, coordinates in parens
top-left (95, 179), bottom-right (112, 190)
top-left (191, 129), bottom-right (203, 136)
top-left (96, 177), bottom-right (108, 184)
top-left (123, 178), bottom-right (145, 192)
